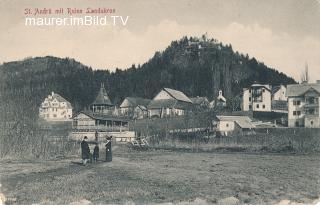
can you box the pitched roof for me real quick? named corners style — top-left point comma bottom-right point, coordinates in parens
top-left (250, 83), bottom-right (271, 91)
top-left (163, 88), bottom-right (192, 103)
top-left (271, 86), bottom-right (281, 95)
top-left (92, 85), bottom-right (113, 106)
top-left (216, 115), bottom-right (255, 129)
top-left (286, 84), bottom-right (320, 97)
top-left (148, 99), bottom-right (190, 109)
top-left (190, 97), bottom-right (209, 105)
top-left (121, 97), bottom-right (151, 108)
top-left (52, 93), bottom-right (72, 109)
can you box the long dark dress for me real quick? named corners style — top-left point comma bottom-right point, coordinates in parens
top-left (81, 140), bottom-right (90, 160)
top-left (105, 140), bottom-right (112, 162)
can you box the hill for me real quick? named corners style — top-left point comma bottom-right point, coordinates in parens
top-left (0, 35), bottom-right (296, 122)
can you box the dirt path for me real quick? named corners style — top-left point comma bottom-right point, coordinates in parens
top-left (0, 147), bottom-right (320, 204)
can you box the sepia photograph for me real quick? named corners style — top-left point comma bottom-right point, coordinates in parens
top-left (0, 0), bottom-right (320, 204)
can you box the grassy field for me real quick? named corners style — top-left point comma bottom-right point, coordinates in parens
top-left (0, 145), bottom-right (319, 205)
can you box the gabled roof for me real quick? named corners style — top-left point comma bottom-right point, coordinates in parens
top-left (271, 86), bottom-right (281, 95)
top-left (190, 97), bottom-right (209, 105)
top-left (216, 115), bottom-right (255, 129)
top-left (163, 88), bottom-right (192, 103)
top-left (286, 84), bottom-right (320, 97)
top-left (148, 99), bottom-right (190, 109)
top-left (121, 97), bottom-right (151, 108)
top-left (92, 85), bottom-right (113, 106)
top-left (51, 93), bottom-right (72, 109)
top-left (249, 83), bottom-right (271, 92)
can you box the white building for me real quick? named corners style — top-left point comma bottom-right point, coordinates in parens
top-left (214, 115), bottom-right (255, 136)
top-left (216, 90), bottom-right (227, 107)
top-left (286, 82), bottom-right (320, 128)
top-left (272, 85), bottom-right (287, 101)
top-left (119, 97), bottom-right (151, 119)
top-left (148, 88), bottom-right (193, 118)
top-left (39, 91), bottom-right (72, 121)
top-left (242, 84), bottom-right (288, 113)
top-left (242, 84), bottom-right (272, 112)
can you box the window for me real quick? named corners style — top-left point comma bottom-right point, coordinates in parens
top-left (262, 104), bottom-right (265, 109)
top-left (53, 114), bottom-right (57, 118)
top-left (256, 104), bottom-right (259, 108)
top-left (249, 89), bottom-right (251, 93)
top-left (226, 123), bottom-right (229, 127)
top-left (249, 97), bottom-right (251, 102)
top-left (293, 100), bottom-right (301, 106)
top-left (295, 121), bottom-right (299, 127)
top-left (293, 111), bottom-right (297, 115)
top-left (262, 89), bottom-right (265, 92)
top-left (249, 105), bottom-right (252, 110)
top-left (297, 111), bottom-right (301, 116)
top-left (311, 121), bottom-right (314, 125)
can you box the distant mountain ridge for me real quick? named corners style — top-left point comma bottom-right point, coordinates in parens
top-left (0, 35), bottom-right (296, 120)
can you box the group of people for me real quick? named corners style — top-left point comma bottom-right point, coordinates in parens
top-left (80, 136), bottom-right (99, 165)
top-left (80, 135), bottom-right (113, 165)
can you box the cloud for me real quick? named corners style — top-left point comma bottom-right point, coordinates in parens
top-left (1, 20), bottom-right (319, 82)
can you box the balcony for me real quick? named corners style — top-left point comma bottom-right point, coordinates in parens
top-left (304, 97), bottom-right (319, 108)
top-left (304, 108), bottom-right (319, 117)
top-left (72, 125), bottom-right (129, 132)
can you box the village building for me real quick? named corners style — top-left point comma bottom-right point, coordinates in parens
top-left (214, 115), bottom-right (255, 136)
top-left (271, 85), bottom-right (288, 113)
top-left (190, 96), bottom-right (209, 110)
top-left (286, 82), bottom-right (320, 128)
top-left (71, 84), bottom-right (134, 142)
top-left (39, 91), bottom-right (72, 121)
top-left (272, 85), bottom-right (287, 101)
top-left (119, 97), bottom-right (151, 119)
top-left (91, 84), bottom-right (115, 115)
top-left (242, 83), bottom-right (289, 113)
top-left (242, 84), bottom-right (273, 112)
top-left (148, 88), bottom-right (193, 118)
top-left (216, 90), bottom-right (227, 107)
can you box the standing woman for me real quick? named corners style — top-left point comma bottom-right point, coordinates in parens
top-left (81, 136), bottom-right (90, 165)
top-left (105, 136), bottom-right (112, 162)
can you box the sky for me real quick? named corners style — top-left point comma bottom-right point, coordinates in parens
top-left (0, 0), bottom-right (319, 82)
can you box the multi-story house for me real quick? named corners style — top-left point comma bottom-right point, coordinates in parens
top-left (242, 84), bottom-right (272, 112)
top-left (286, 82), bottom-right (320, 127)
top-left (39, 91), bottom-right (72, 121)
top-left (242, 83), bottom-right (288, 113)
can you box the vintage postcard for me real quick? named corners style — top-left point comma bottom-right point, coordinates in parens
top-left (0, 0), bottom-right (319, 204)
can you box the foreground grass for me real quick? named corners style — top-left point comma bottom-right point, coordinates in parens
top-left (0, 145), bottom-right (319, 204)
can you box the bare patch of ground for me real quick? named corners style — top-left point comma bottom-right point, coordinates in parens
top-left (0, 145), bottom-right (319, 204)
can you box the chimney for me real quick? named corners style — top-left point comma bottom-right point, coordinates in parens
top-left (51, 91), bottom-right (54, 96)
